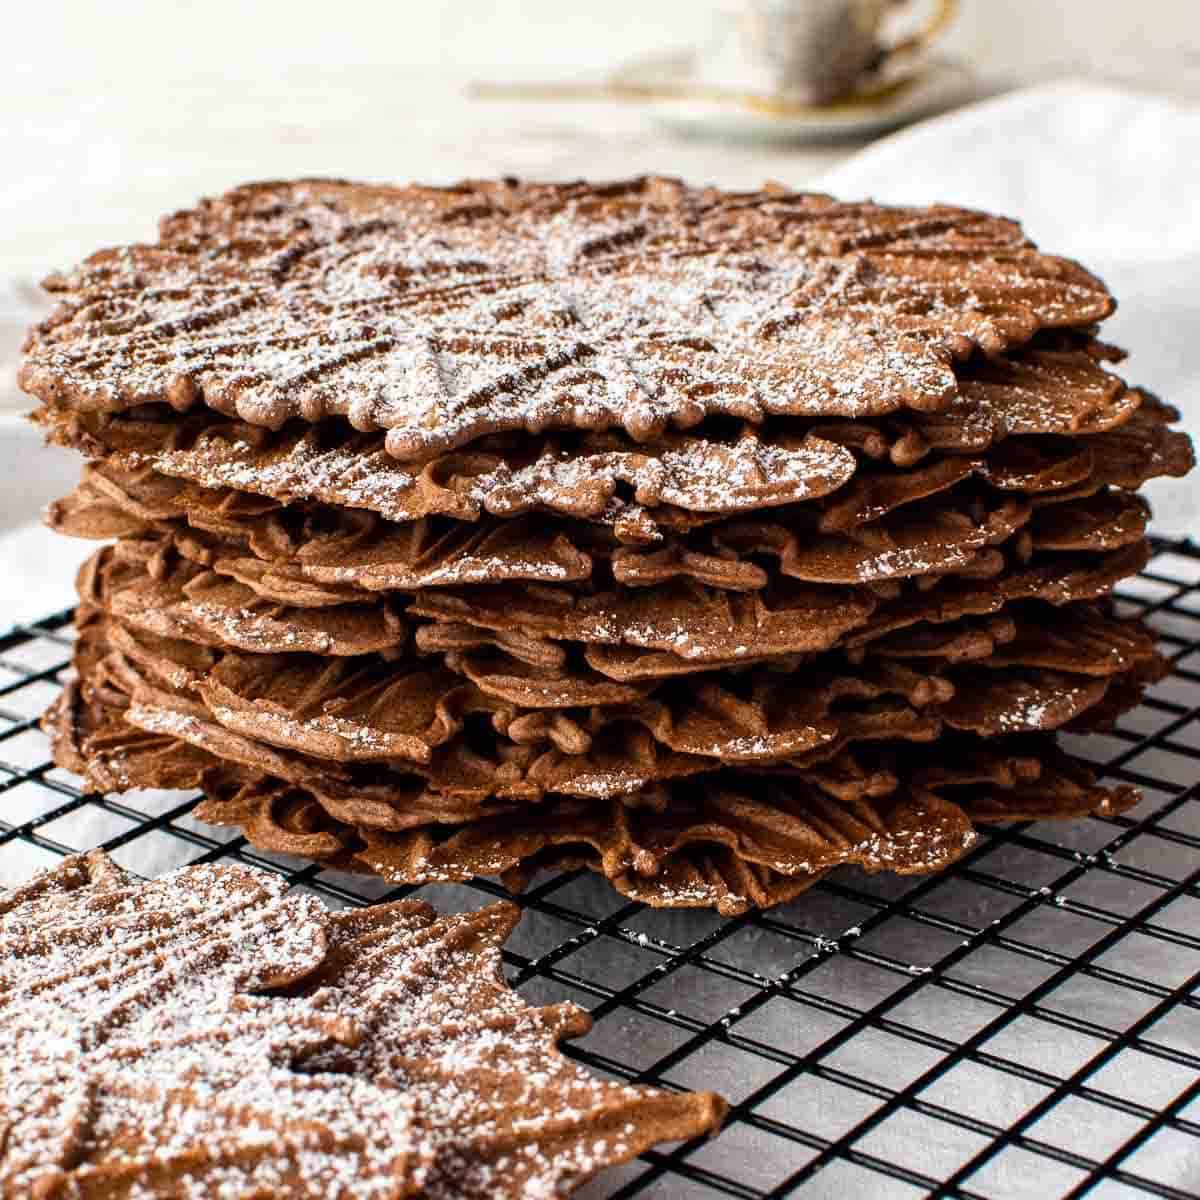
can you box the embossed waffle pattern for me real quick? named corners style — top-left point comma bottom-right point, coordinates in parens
top-left (20, 179), bottom-right (1117, 461)
top-left (0, 852), bottom-right (723, 1198)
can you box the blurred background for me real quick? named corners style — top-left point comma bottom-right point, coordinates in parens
top-left (3, 0), bottom-right (1199, 562)
top-left (4, 0), bottom-right (1200, 276)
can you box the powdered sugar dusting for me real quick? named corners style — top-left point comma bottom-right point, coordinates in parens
top-left (0, 854), bottom-right (423, 1198)
top-left (21, 178), bottom-right (1114, 463)
top-left (0, 854), bottom-right (724, 1198)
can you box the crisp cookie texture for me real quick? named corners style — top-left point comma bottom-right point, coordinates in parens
top-left (47, 626), bottom-right (1147, 916)
top-left (35, 341), bottom-right (1186, 537)
top-left (44, 437), bottom-right (1167, 613)
top-left (0, 853), bottom-right (725, 1197)
top-left (58, 600), bottom-right (1157, 817)
top-left (24, 176), bottom-right (1194, 913)
top-left (46, 453), bottom-right (1156, 592)
top-left (0, 853), bottom-right (426, 1199)
top-left (35, 403), bottom-right (861, 530)
top-left (79, 536), bottom-right (411, 656)
top-left (21, 178), bottom-right (1115, 461)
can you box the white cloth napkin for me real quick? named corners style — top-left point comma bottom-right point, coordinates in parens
top-left (820, 78), bottom-right (1200, 538)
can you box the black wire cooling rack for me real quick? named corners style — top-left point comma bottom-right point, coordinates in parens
top-left (2, 539), bottom-right (1198, 1199)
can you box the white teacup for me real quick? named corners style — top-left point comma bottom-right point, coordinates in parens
top-left (700, 0), bottom-right (957, 105)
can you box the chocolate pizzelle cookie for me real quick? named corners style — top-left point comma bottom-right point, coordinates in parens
top-left (26, 176), bottom-right (1193, 913)
top-left (0, 851), bottom-right (724, 1197)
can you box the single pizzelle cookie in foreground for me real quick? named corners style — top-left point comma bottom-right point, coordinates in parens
top-left (0, 852), bottom-right (725, 1199)
top-left (0, 852), bottom-right (424, 1199)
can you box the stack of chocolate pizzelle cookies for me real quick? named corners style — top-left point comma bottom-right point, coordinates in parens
top-left (24, 177), bottom-right (1193, 915)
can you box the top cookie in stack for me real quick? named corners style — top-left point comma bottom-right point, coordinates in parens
top-left (26, 178), bottom-right (1193, 914)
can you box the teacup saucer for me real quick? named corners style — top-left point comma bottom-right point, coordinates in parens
top-left (613, 52), bottom-right (977, 143)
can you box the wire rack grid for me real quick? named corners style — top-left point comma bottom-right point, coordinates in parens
top-left (1, 538), bottom-right (1198, 1200)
